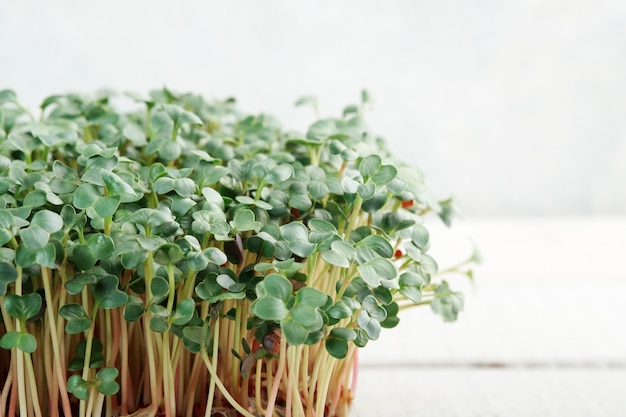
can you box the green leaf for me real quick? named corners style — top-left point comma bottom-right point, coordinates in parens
top-left (399, 286), bottom-right (422, 304)
top-left (53, 161), bottom-right (78, 181)
top-left (279, 287), bottom-right (327, 344)
top-left (123, 296), bottom-right (144, 322)
top-left (30, 210), bottom-right (63, 233)
top-left (381, 302), bottom-right (400, 328)
top-left (358, 258), bottom-right (397, 287)
top-left (195, 272), bottom-right (242, 303)
top-left (201, 187), bottom-right (225, 207)
top-left (399, 270), bottom-right (424, 288)
top-left (376, 212), bottom-right (415, 236)
top-left (96, 366), bottom-right (119, 381)
top-left (411, 225), bottom-right (429, 249)
top-left (187, 252), bottom-right (209, 271)
top-left (265, 164), bottom-right (293, 185)
top-left (0, 331), bottom-right (37, 353)
top-left (294, 286), bottom-right (327, 312)
top-left (341, 176), bottom-right (359, 194)
top-left (101, 171), bottom-right (140, 201)
top-left (162, 104), bottom-right (203, 126)
top-left (97, 380), bottom-right (120, 396)
top-left (60, 205), bottom-right (83, 231)
top-left (325, 336), bottom-right (349, 359)
top-left (280, 222), bottom-right (315, 258)
top-left (355, 234), bottom-right (394, 263)
top-left (308, 181), bottom-right (329, 200)
top-left (295, 96), bottom-right (318, 109)
top-left (216, 273), bottom-right (245, 292)
top-left (321, 240), bottom-right (355, 268)
top-left (250, 274), bottom-right (292, 321)
top-left (437, 197), bottom-right (457, 227)
top-left (120, 249), bottom-right (148, 270)
top-left (340, 148), bottom-right (358, 162)
top-left (67, 375), bottom-right (90, 401)
top-left (73, 184), bottom-right (100, 209)
top-left (431, 282), bottom-right (464, 322)
top-left (199, 165), bottom-right (228, 187)
top-left (92, 196), bottom-right (121, 218)
top-left (280, 317), bottom-right (308, 345)
top-left (0, 331), bottom-right (20, 350)
top-left (404, 241), bottom-right (422, 262)
top-left (87, 233), bottom-right (115, 259)
top-left (250, 296), bottom-right (289, 322)
top-left (327, 299), bottom-right (353, 320)
top-left (93, 275), bottom-right (128, 309)
top-left (23, 190), bottom-right (48, 208)
top-left (362, 295), bottom-right (387, 322)
top-left (65, 269), bottom-right (103, 295)
top-left (15, 242), bottom-right (56, 268)
top-left (289, 183), bottom-right (313, 211)
top-left (0, 262), bottom-right (18, 296)
top-left (0, 210), bottom-right (15, 246)
top-left (371, 165), bottom-right (397, 186)
top-left (232, 209), bottom-right (261, 232)
top-left (357, 310), bottom-right (381, 340)
top-left (74, 184), bottom-right (121, 218)
top-left (17, 332), bottom-right (37, 353)
top-left (236, 196), bottom-right (255, 205)
top-left (150, 315), bottom-right (169, 333)
top-left (150, 276), bottom-right (169, 304)
top-left (122, 123), bottom-right (147, 145)
top-left (373, 286), bottom-right (394, 305)
top-left (59, 304), bottom-right (92, 334)
top-left (73, 245), bottom-right (98, 270)
top-left (357, 183), bottom-right (376, 200)
top-left (306, 119), bottom-right (336, 142)
top-left (289, 302), bottom-right (323, 330)
top-left (362, 193), bottom-right (388, 213)
top-left (4, 293), bottom-right (42, 322)
top-left (361, 89), bottom-right (371, 104)
top-left (419, 253), bottom-right (438, 274)
top-left (153, 177), bottom-right (196, 197)
top-left (308, 219), bottom-right (337, 238)
top-left (73, 234), bottom-right (114, 270)
top-left (154, 243), bottom-right (184, 265)
top-left (359, 155), bottom-right (382, 179)
top-left (255, 274), bottom-right (293, 303)
top-left (331, 327), bottom-right (357, 341)
top-left (204, 247), bottom-right (227, 266)
top-left (182, 325), bottom-right (210, 353)
top-left (0, 89), bottom-right (17, 104)
top-left (19, 225), bottom-right (49, 249)
top-left (171, 298), bottom-right (195, 326)
top-left (343, 104), bottom-right (359, 117)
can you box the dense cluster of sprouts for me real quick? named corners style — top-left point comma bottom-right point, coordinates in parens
top-left (0, 89), bottom-right (473, 417)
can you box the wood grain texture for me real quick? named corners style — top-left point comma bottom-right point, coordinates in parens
top-left (353, 368), bottom-right (626, 417)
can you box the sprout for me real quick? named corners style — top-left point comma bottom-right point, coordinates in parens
top-left (0, 88), bottom-right (476, 417)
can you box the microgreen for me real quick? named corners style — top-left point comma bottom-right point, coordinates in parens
top-left (0, 88), bottom-right (477, 417)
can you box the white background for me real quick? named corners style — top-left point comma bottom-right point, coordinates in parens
top-left (1, 0), bottom-right (625, 216)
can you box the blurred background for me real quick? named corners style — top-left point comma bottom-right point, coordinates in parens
top-left (2, 1), bottom-right (625, 415)
top-left (2, 0), bottom-right (625, 217)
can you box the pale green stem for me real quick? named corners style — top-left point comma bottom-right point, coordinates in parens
top-left (41, 267), bottom-right (73, 417)
top-left (201, 345), bottom-right (256, 417)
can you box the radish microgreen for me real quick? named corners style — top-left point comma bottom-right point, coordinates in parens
top-left (0, 88), bottom-right (476, 417)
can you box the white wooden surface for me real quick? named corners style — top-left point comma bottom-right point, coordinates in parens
top-left (353, 218), bottom-right (626, 416)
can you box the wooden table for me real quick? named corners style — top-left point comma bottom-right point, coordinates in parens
top-left (352, 218), bottom-right (626, 416)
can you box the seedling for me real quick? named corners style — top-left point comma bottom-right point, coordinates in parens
top-left (0, 88), bottom-right (475, 417)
